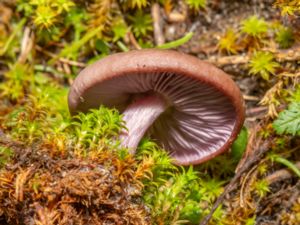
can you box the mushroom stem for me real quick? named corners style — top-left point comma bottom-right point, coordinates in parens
top-left (120, 94), bottom-right (167, 153)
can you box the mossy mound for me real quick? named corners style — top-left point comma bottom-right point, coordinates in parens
top-left (0, 134), bottom-right (150, 225)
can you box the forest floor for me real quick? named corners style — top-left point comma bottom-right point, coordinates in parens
top-left (169, 1), bottom-right (300, 224)
top-left (0, 0), bottom-right (299, 225)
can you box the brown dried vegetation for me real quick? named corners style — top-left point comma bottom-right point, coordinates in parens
top-left (0, 136), bottom-right (150, 225)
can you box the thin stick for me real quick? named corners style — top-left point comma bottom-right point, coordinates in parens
top-left (151, 3), bottom-right (165, 46)
top-left (128, 32), bottom-right (142, 50)
top-left (199, 140), bottom-right (270, 225)
top-left (266, 161), bottom-right (300, 184)
top-left (243, 95), bottom-right (260, 101)
top-left (239, 164), bottom-right (258, 207)
top-left (18, 26), bottom-right (34, 64)
top-left (35, 45), bottom-right (86, 67)
top-left (205, 45), bottom-right (300, 66)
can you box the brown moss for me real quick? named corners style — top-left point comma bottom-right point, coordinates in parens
top-left (0, 138), bottom-right (150, 225)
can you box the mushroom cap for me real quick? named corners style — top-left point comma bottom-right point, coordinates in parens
top-left (68, 49), bottom-right (245, 165)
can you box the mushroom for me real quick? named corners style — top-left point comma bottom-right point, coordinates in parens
top-left (68, 49), bottom-right (245, 165)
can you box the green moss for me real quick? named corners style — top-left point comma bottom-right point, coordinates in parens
top-left (241, 16), bottom-right (268, 38)
top-left (185, 0), bottom-right (206, 11)
top-left (249, 51), bottom-right (279, 80)
top-left (275, 26), bottom-right (294, 49)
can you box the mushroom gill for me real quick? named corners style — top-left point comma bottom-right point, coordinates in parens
top-left (77, 72), bottom-right (236, 165)
top-left (68, 49), bottom-right (245, 165)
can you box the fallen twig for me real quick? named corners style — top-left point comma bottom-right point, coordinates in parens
top-left (206, 45), bottom-right (300, 66)
top-left (199, 131), bottom-right (270, 225)
top-left (128, 32), bottom-right (142, 50)
top-left (266, 161), bottom-right (300, 184)
top-left (246, 106), bottom-right (268, 117)
top-left (245, 107), bottom-right (268, 122)
top-left (35, 45), bottom-right (86, 67)
top-left (239, 164), bottom-right (259, 208)
top-left (206, 54), bottom-right (249, 66)
top-left (166, 1), bottom-right (187, 23)
top-left (18, 26), bottom-right (34, 64)
top-left (151, 3), bottom-right (165, 46)
top-left (243, 95), bottom-right (260, 101)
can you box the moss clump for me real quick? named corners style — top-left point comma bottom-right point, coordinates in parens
top-left (0, 134), bottom-right (150, 224)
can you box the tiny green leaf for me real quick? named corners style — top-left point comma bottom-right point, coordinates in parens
top-left (273, 102), bottom-right (300, 136)
top-left (231, 127), bottom-right (248, 161)
top-left (156, 32), bottom-right (193, 49)
top-left (271, 155), bottom-right (300, 178)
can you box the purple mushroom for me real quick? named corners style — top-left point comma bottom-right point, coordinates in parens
top-left (68, 49), bottom-right (245, 165)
